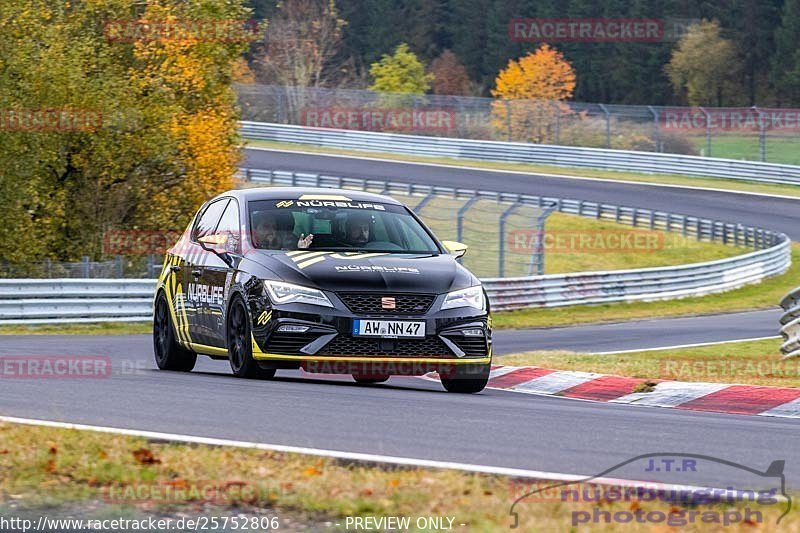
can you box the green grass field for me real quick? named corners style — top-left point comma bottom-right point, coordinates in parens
top-left (690, 134), bottom-right (800, 165)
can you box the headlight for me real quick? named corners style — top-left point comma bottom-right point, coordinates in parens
top-left (263, 280), bottom-right (333, 308)
top-left (441, 285), bottom-right (485, 311)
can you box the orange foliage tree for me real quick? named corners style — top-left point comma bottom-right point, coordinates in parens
top-left (491, 44), bottom-right (576, 143)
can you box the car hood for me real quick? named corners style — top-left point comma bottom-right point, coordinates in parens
top-left (244, 250), bottom-right (478, 294)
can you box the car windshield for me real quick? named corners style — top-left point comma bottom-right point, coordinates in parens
top-left (248, 199), bottom-right (441, 253)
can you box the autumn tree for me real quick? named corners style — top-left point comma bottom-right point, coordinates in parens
top-left (490, 44), bottom-right (576, 143)
top-left (369, 43), bottom-right (432, 94)
top-left (429, 50), bottom-right (472, 95)
top-left (665, 20), bottom-right (742, 106)
top-left (0, 0), bottom-right (251, 265)
top-left (255, 0), bottom-right (348, 120)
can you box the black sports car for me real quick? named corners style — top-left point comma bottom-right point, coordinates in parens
top-left (153, 187), bottom-right (492, 393)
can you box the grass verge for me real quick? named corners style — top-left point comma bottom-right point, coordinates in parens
top-left (245, 139), bottom-right (800, 199)
top-left (0, 421), bottom-right (792, 531)
top-left (498, 338), bottom-right (799, 388)
top-left (492, 244), bottom-right (799, 330)
top-left (0, 322), bottom-right (151, 336)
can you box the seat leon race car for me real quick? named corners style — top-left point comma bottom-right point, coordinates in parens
top-left (153, 187), bottom-right (492, 393)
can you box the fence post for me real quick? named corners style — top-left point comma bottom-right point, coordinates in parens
top-left (116, 255), bottom-right (124, 277)
top-left (598, 103), bottom-right (611, 148)
top-left (412, 192), bottom-right (437, 214)
top-left (456, 196), bottom-right (481, 251)
top-left (530, 205), bottom-right (556, 275)
top-left (699, 107), bottom-right (711, 157)
top-left (505, 100), bottom-right (512, 141)
top-left (498, 203), bottom-right (522, 277)
top-left (82, 256), bottom-right (90, 278)
top-left (755, 106), bottom-right (766, 162)
top-left (552, 101), bottom-right (561, 144)
top-left (648, 106), bottom-right (661, 152)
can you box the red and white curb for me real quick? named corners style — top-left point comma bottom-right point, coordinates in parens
top-left (434, 365), bottom-right (800, 419)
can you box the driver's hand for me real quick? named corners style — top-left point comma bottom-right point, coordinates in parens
top-left (297, 233), bottom-right (314, 249)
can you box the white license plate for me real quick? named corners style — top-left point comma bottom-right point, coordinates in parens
top-left (352, 319), bottom-right (426, 338)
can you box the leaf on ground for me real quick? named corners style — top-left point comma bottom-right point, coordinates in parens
top-left (132, 448), bottom-right (161, 465)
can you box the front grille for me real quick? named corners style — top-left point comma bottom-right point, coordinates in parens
top-left (337, 292), bottom-right (435, 315)
top-left (266, 332), bottom-right (320, 355)
top-left (444, 335), bottom-right (488, 357)
top-left (319, 336), bottom-right (453, 357)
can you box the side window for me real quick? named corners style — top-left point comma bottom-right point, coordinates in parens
top-left (216, 200), bottom-right (241, 253)
top-left (192, 199), bottom-right (229, 241)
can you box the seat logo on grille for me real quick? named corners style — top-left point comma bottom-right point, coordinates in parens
top-left (381, 297), bottom-right (396, 310)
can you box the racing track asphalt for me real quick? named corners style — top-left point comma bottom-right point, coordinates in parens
top-left (1, 334), bottom-right (799, 491)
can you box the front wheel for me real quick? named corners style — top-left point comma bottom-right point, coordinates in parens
top-left (227, 297), bottom-right (276, 380)
top-left (153, 292), bottom-right (196, 372)
top-left (440, 363), bottom-right (490, 393)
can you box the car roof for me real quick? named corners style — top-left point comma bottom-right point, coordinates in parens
top-left (213, 187), bottom-right (403, 206)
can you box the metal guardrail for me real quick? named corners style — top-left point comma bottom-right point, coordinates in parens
top-left (1, 170), bottom-right (790, 324)
top-left (240, 122), bottom-right (800, 186)
top-left (0, 279), bottom-right (156, 325)
top-left (780, 288), bottom-right (800, 359)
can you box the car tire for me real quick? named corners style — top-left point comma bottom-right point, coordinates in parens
top-left (227, 296), bottom-right (276, 380)
top-left (153, 292), bottom-right (197, 372)
top-left (440, 363), bottom-right (490, 393)
top-left (352, 374), bottom-right (390, 384)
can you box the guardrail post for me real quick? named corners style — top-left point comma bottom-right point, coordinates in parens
top-left (81, 256), bottom-right (90, 278)
top-left (498, 203), bottom-right (523, 277)
top-left (116, 255), bottom-right (124, 277)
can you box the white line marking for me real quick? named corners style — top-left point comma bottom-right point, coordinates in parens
top-left (0, 414), bottom-right (756, 498)
top-left (590, 336), bottom-right (781, 355)
top-left (244, 146), bottom-right (800, 201)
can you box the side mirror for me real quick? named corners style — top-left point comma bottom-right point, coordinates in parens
top-left (442, 240), bottom-right (468, 259)
top-left (197, 233), bottom-right (235, 266)
top-left (198, 233), bottom-right (229, 248)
